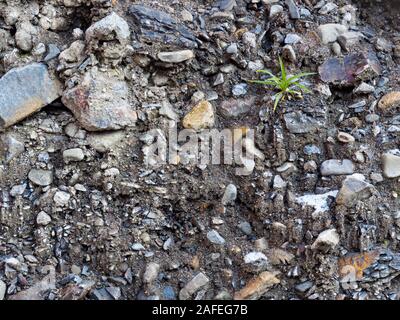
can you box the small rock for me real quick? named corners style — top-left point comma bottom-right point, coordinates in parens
top-left (319, 2), bottom-right (338, 14)
top-left (370, 172), bottom-right (383, 183)
top-left (157, 50), bottom-right (194, 63)
top-left (282, 45), bottom-right (297, 63)
top-left (338, 31), bottom-right (361, 51)
top-left (207, 230), bottom-right (226, 245)
top-left (284, 33), bottom-right (301, 44)
top-left (222, 184), bottom-right (237, 205)
top-left (0, 134), bottom-right (25, 162)
top-left (320, 159), bottom-right (354, 176)
top-left (303, 144), bottom-right (321, 155)
top-left (354, 82), bottom-right (375, 94)
top-left (181, 9), bottom-right (193, 22)
top-left (220, 96), bottom-right (255, 118)
top-left (239, 222), bottom-right (253, 236)
top-left (28, 169), bottom-right (53, 186)
top-left (226, 43), bottom-right (238, 55)
top-left (311, 229), bottom-right (340, 251)
top-left (159, 101), bottom-right (179, 121)
top-left (317, 24), bottom-right (348, 44)
top-left (44, 44), bottom-right (60, 61)
top-left (10, 184), bottom-right (26, 197)
top-left (179, 273), bottom-right (210, 300)
top-left (284, 112), bottom-right (322, 134)
top-left (273, 175), bottom-right (287, 189)
top-left (232, 83), bottom-right (248, 96)
top-left (331, 42), bottom-right (341, 56)
top-left (348, 100), bottom-right (366, 110)
top-left (15, 21), bottom-right (38, 52)
top-left (304, 160), bottom-right (318, 172)
top-left (382, 150), bottom-right (400, 178)
top-left (285, 0), bottom-right (300, 19)
top-left (295, 280), bottom-right (313, 295)
top-left (87, 131), bottom-right (125, 153)
top-left (182, 101), bottom-right (215, 130)
top-left (365, 114), bottom-right (380, 123)
top-left (0, 280), bottom-right (6, 300)
top-left (85, 12), bottom-right (131, 60)
top-left (242, 32), bottom-right (257, 48)
top-left (5, 257), bottom-right (21, 269)
top-left (213, 73), bottom-right (224, 86)
top-left (375, 37), bottom-right (392, 52)
top-left (36, 211), bottom-right (51, 226)
top-left (337, 132), bottom-right (355, 143)
top-left (218, 0), bottom-right (236, 11)
top-left (244, 252), bottom-right (269, 272)
top-left (378, 92), bottom-right (400, 112)
top-left (143, 262), bottom-right (160, 286)
top-left (270, 5), bottom-right (283, 18)
top-left (131, 243), bottom-right (145, 251)
top-left (53, 191), bottom-right (71, 206)
top-left (63, 148), bottom-right (84, 163)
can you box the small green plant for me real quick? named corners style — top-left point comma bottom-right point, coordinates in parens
top-left (249, 57), bottom-right (315, 111)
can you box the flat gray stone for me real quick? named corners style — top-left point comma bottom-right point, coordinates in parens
top-left (286, 0), bottom-right (300, 19)
top-left (0, 63), bottom-right (62, 128)
top-left (28, 169), bottom-right (53, 186)
top-left (320, 159), bottom-right (354, 176)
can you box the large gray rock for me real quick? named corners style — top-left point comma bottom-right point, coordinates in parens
top-left (320, 159), bottom-right (354, 176)
top-left (62, 68), bottom-right (137, 131)
top-left (0, 63), bottom-right (62, 128)
top-left (336, 173), bottom-right (376, 207)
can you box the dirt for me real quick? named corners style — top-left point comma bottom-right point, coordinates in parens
top-left (1, 0), bottom-right (400, 300)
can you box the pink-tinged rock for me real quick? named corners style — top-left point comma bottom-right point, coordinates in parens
top-left (62, 68), bottom-right (137, 131)
top-left (318, 52), bottom-right (382, 85)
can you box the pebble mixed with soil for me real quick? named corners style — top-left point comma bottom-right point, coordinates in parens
top-left (1, 0), bottom-right (400, 300)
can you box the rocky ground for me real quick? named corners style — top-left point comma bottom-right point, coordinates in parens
top-left (1, 0), bottom-right (400, 301)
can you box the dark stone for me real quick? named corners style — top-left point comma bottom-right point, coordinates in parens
top-left (128, 5), bottom-right (197, 48)
top-left (319, 52), bottom-right (382, 85)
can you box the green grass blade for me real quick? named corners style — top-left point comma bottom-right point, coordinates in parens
top-left (279, 57), bottom-right (286, 81)
top-left (248, 79), bottom-right (279, 86)
top-left (293, 83), bottom-right (312, 93)
top-left (273, 92), bottom-right (283, 111)
top-left (287, 72), bottom-right (316, 84)
top-left (256, 69), bottom-right (276, 78)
